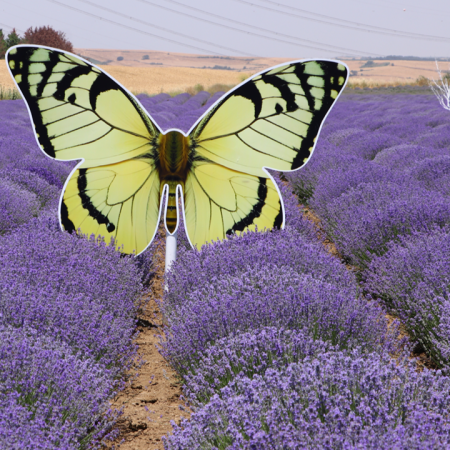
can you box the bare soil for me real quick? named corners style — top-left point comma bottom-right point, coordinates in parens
top-left (108, 237), bottom-right (190, 450)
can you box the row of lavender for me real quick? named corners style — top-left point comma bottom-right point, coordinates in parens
top-left (286, 92), bottom-right (450, 369)
top-left (0, 92), bottom-right (222, 448)
top-left (0, 99), bottom-right (146, 448)
top-left (146, 93), bottom-right (450, 447)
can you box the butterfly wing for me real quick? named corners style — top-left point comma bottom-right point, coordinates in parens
top-left (185, 60), bottom-right (348, 248)
top-left (7, 45), bottom-right (162, 254)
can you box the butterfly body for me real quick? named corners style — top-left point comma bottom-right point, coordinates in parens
top-left (6, 45), bottom-right (348, 255)
top-left (157, 130), bottom-right (191, 232)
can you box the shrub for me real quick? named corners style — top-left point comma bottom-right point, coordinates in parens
top-left (23, 26), bottom-right (73, 52)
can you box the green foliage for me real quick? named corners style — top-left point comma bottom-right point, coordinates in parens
top-left (360, 60), bottom-right (390, 69)
top-left (0, 28), bottom-right (23, 59)
top-left (4, 28), bottom-right (22, 49)
top-left (0, 85), bottom-right (22, 100)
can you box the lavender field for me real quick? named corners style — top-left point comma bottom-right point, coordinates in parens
top-left (2, 87), bottom-right (450, 448)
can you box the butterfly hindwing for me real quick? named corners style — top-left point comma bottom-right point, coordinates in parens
top-left (183, 162), bottom-right (282, 247)
top-left (62, 159), bottom-right (161, 254)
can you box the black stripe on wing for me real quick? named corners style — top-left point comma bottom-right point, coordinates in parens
top-left (7, 46), bottom-right (158, 159)
top-left (226, 177), bottom-right (282, 234)
top-left (60, 169), bottom-right (117, 234)
top-left (192, 60), bottom-right (347, 172)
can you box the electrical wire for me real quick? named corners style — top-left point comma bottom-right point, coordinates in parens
top-left (46, 0), bottom-right (233, 55)
top-left (0, 1), bottom-right (148, 49)
top-left (136, 0), bottom-right (375, 56)
top-left (134, 0), bottom-right (373, 56)
top-left (235, 0), bottom-right (450, 43)
top-left (73, 0), bottom-right (255, 56)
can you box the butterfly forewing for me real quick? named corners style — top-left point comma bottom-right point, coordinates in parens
top-left (7, 46), bottom-right (159, 167)
top-left (190, 60), bottom-right (348, 176)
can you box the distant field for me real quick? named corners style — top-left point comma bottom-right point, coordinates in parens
top-left (345, 59), bottom-right (445, 85)
top-left (0, 52), bottom-right (445, 94)
top-left (0, 63), bottom-right (247, 96)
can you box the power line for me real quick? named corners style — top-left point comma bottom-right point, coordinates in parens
top-left (135, 0), bottom-right (374, 56)
top-left (0, 1), bottom-right (151, 49)
top-left (236, 0), bottom-right (450, 43)
top-left (0, 22), bottom-right (26, 35)
top-left (141, 0), bottom-right (375, 56)
top-left (73, 0), bottom-right (255, 56)
top-left (46, 0), bottom-right (231, 56)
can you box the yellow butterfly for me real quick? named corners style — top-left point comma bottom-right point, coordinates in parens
top-left (6, 45), bottom-right (348, 255)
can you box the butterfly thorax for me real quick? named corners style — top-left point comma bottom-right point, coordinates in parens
top-left (158, 131), bottom-right (191, 233)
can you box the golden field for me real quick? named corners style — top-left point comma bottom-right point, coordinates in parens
top-left (0, 64), bottom-right (248, 95)
top-left (0, 48), bottom-right (446, 94)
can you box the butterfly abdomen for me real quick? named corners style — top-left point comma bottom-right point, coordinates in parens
top-left (158, 131), bottom-right (191, 233)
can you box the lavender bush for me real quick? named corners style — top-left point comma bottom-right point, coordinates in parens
top-left (164, 225), bottom-right (354, 311)
top-left (0, 177), bottom-right (40, 233)
top-left (0, 325), bottom-right (119, 449)
top-left (286, 91), bottom-right (450, 371)
top-left (165, 348), bottom-right (450, 449)
top-left (0, 215), bottom-right (142, 371)
top-left (161, 265), bottom-right (394, 377)
top-left (364, 227), bottom-right (450, 367)
top-left (0, 168), bottom-right (60, 208)
top-left (181, 327), bottom-right (336, 405)
top-left (319, 181), bottom-right (450, 267)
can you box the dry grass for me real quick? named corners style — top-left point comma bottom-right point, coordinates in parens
top-left (104, 66), bottom-right (246, 96)
top-left (0, 63), bottom-right (247, 97)
top-left (0, 56), bottom-right (438, 98)
top-left (346, 75), bottom-right (431, 89)
top-left (0, 85), bottom-right (21, 100)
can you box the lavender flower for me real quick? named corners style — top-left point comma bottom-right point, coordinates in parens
top-left (0, 324), bottom-right (119, 449)
top-left (161, 264), bottom-right (392, 375)
top-left (164, 349), bottom-right (450, 449)
top-left (0, 215), bottom-right (142, 372)
top-left (364, 226), bottom-right (450, 367)
top-left (0, 178), bottom-right (40, 233)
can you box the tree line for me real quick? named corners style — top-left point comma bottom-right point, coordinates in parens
top-left (0, 26), bottom-right (73, 59)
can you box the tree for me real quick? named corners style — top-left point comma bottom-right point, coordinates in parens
top-left (1, 28), bottom-right (23, 58)
top-left (429, 61), bottom-right (450, 111)
top-left (0, 29), bottom-right (6, 59)
top-left (0, 28), bottom-right (23, 59)
top-left (23, 26), bottom-right (73, 52)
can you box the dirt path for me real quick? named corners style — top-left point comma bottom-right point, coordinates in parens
top-left (109, 237), bottom-right (189, 449)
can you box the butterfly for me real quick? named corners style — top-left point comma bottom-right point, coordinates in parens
top-left (6, 45), bottom-right (348, 255)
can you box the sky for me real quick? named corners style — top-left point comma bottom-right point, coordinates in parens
top-left (0, 0), bottom-right (450, 59)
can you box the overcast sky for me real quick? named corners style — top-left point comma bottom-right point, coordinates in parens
top-left (1, 0), bottom-right (449, 59)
